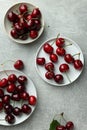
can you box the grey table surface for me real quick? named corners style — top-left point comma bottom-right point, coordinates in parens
top-left (0, 0), bottom-right (87, 130)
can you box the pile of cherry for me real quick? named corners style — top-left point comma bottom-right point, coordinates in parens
top-left (0, 60), bottom-right (36, 124)
top-left (36, 37), bottom-right (83, 83)
top-left (7, 4), bottom-right (41, 40)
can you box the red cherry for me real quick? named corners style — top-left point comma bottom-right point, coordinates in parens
top-left (7, 11), bottom-right (19, 23)
top-left (14, 23), bottom-right (24, 35)
top-left (43, 43), bottom-right (53, 54)
top-left (28, 96), bottom-right (37, 105)
top-left (16, 84), bottom-right (25, 93)
top-left (54, 74), bottom-right (63, 83)
top-left (26, 14), bottom-right (33, 21)
top-left (45, 62), bottom-right (54, 71)
top-left (7, 84), bottom-right (16, 93)
top-left (32, 8), bottom-right (41, 18)
top-left (45, 71), bottom-right (54, 79)
top-left (18, 75), bottom-right (27, 84)
top-left (20, 91), bottom-right (29, 100)
top-left (0, 89), bottom-right (4, 98)
top-left (34, 19), bottom-right (41, 31)
top-left (29, 30), bottom-right (38, 39)
top-left (27, 19), bottom-right (36, 30)
top-left (56, 37), bottom-right (65, 47)
top-left (14, 60), bottom-right (24, 70)
top-left (4, 104), bottom-right (13, 114)
top-left (56, 47), bottom-right (66, 56)
top-left (8, 74), bottom-right (17, 83)
top-left (36, 57), bottom-right (45, 65)
top-left (66, 121), bottom-right (74, 130)
top-left (13, 107), bottom-right (21, 116)
top-left (2, 95), bottom-right (10, 104)
top-left (11, 93), bottom-right (20, 101)
top-left (56, 125), bottom-right (66, 130)
top-left (10, 29), bottom-right (19, 39)
top-left (5, 114), bottom-right (15, 124)
top-left (21, 104), bottom-right (32, 114)
top-left (50, 53), bottom-right (58, 62)
top-left (59, 63), bottom-right (69, 73)
top-left (0, 78), bottom-right (8, 88)
top-left (19, 4), bottom-right (28, 14)
top-left (64, 54), bottom-right (74, 63)
top-left (74, 59), bottom-right (83, 70)
top-left (0, 101), bottom-right (3, 110)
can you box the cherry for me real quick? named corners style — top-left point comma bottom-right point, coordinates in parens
top-left (28, 96), bottom-right (37, 105)
top-left (66, 121), bottom-right (74, 130)
top-left (34, 19), bottom-right (41, 31)
top-left (20, 91), bottom-right (29, 100)
top-left (2, 95), bottom-right (10, 104)
top-left (11, 93), bottom-right (20, 101)
top-left (45, 71), bottom-right (54, 79)
top-left (19, 34), bottom-right (28, 40)
top-left (19, 4), bottom-right (28, 14)
top-left (7, 11), bottom-right (19, 23)
top-left (43, 43), bottom-right (53, 54)
top-left (14, 23), bottom-right (24, 35)
top-left (50, 53), bottom-right (58, 62)
top-left (4, 104), bottom-right (13, 114)
top-left (26, 14), bottom-right (33, 21)
top-left (36, 57), bottom-right (45, 65)
top-left (14, 60), bottom-right (24, 70)
top-left (54, 74), bottom-right (63, 83)
top-left (64, 54), bottom-right (74, 64)
top-left (13, 107), bottom-right (21, 116)
top-left (10, 29), bottom-right (19, 39)
top-left (56, 125), bottom-right (66, 130)
top-left (74, 59), bottom-right (83, 70)
top-left (29, 30), bottom-right (38, 39)
top-left (0, 89), bottom-right (4, 98)
top-left (45, 62), bottom-right (54, 71)
top-left (56, 47), bottom-right (66, 56)
top-left (32, 8), bottom-right (41, 18)
top-left (16, 84), bottom-right (25, 93)
top-left (27, 19), bottom-right (36, 30)
top-left (18, 75), bottom-right (27, 84)
top-left (0, 78), bottom-right (8, 88)
top-left (59, 63), bottom-right (69, 73)
top-left (0, 101), bottom-right (3, 110)
top-left (5, 114), bottom-right (15, 124)
top-left (7, 84), bottom-right (16, 93)
top-left (8, 74), bottom-right (17, 83)
top-left (56, 37), bottom-right (65, 47)
top-left (21, 104), bottom-right (32, 114)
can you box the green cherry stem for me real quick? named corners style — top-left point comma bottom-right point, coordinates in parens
top-left (60, 112), bottom-right (67, 123)
top-left (51, 33), bottom-right (60, 46)
top-left (64, 43), bottom-right (72, 48)
top-left (73, 53), bottom-right (80, 59)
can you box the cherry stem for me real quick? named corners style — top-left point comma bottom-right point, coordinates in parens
top-left (64, 43), bottom-right (72, 48)
top-left (60, 112), bottom-right (67, 123)
top-left (73, 53), bottom-right (80, 59)
top-left (65, 72), bottom-right (71, 83)
top-left (51, 33), bottom-right (60, 46)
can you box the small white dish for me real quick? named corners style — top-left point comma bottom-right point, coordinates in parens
top-left (4, 2), bottom-right (44, 44)
top-left (35, 36), bottom-right (84, 86)
top-left (0, 70), bottom-right (37, 126)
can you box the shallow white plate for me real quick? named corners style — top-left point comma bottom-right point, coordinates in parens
top-left (35, 36), bottom-right (84, 86)
top-left (4, 2), bottom-right (44, 44)
top-left (0, 70), bottom-right (37, 126)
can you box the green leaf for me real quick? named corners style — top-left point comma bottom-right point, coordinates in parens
top-left (49, 120), bottom-right (60, 130)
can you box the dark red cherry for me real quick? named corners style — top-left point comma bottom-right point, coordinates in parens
top-left (56, 125), bottom-right (66, 130)
top-left (28, 96), bottom-right (37, 105)
top-left (26, 14), bottom-right (33, 21)
top-left (14, 23), bottom-right (24, 35)
top-left (59, 63), bottom-right (69, 73)
top-left (32, 8), bottom-right (41, 18)
top-left (4, 104), bottom-right (13, 114)
top-left (56, 47), bottom-right (66, 56)
top-left (21, 104), bottom-right (32, 114)
top-left (0, 101), bottom-right (3, 110)
top-left (66, 121), bottom-right (74, 130)
top-left (29, 30), bottom-right (38, 39)
top-left (45, 62), bottom-right (54, 71)
top-left (54, 74), bottom-right (63, 83)
top-left (43, 43), bottom-right (53, 54)
top-left (7, 11), bottom-right (19, 22)
top-left (0, 78), bottom-right (8, 88)
top-left (50, 53), bottom-right (58, 62)
top-left (8, 74), bottom-right (17, 83)
top-left (13, 107), bottom-right (21, 116)
top-left (11, 93), bottom-right (20, 101)
top-left (16, 84), bottom-right (25, 93)
top-left (36, 57), bottom-right (45, 65)
top-left (14, 60), bottom-right (24, 70)
top-left (20, 91), bottom-right (29, 100)
top-left (27, 19), bottom-right (36, 30)
top-left (10, 29), bottom-right (19, 39)
top-left (2, 95), bottom-right (10, 104)
top-left (74, 59), bottom-right (83, 70)
top-left (56, 37), bottom-right (65, 47)
top-left (34, 19), bottom-right (41, 30)
top-left (19, 4), bottom-right (28, 14)
top-left (5, 114), bottom-right (15, 124)
top-left (45, 71), bottom-right (54, 79)
top-left (18, 75), bottom-right (27, 84)
top-left (64, 54), bottom-right (74, 63)
top-left (7, 84), bottom-right (16, 93)
top-left (0, 89), bottom-right (4, 98)
top-left (19, 34), bottom-right (28, 40)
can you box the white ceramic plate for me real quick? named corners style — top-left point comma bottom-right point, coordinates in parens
top-left (35, 37), bottom-right (84, 86)
top-left (0, 70), bottom-right (37, 126)
top-left (4, 2), bottom-right (44, 44)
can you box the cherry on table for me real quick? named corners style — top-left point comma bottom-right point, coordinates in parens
top-left (14, 60), bottom-right (24, 70)
top-left (32, 8), bottom-right (41, 18)
top-left (5, 114), bottom-right (15, 124)
top-left (17, 75), bottom-right (27, 84)
top-left (21, 104), bottom-right (32, 114)
top-left (36, 57), bottom-right (45, 65)
top-left (45, 62), bottom-right (54, 71)
top-left (59, 63), bottom-right (69, 73)
top-left (56, 125), bottom-right (66, 130)
top-left (56, 37), bottom-right (65, 47)
top-left (74, 59), bottom-right (83, 70)
top-left (50, 53), bottom-right (58, 63)
top-left (43, 42), bottom-right (53, 54)
top-left (8, 74), bottom-right (17, 83)
top-left (54, 74), bottom-right (63, 83)
top-left (56, 47), bottom-right (66, 56)
top-left (64, 54), bottom-right (74, 64)
top-left (45, 71), bottom-right (54, 79)
top-left (29, 30), bottom-right (38, 39)
top-left (19, 4), bottom-right (28, 14)
top-left (66, 121), bottom-right (74, 130)
top-left (28, 96), bottom-right (37, 105)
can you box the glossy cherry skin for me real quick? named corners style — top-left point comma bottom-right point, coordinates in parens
top-left (18, 75), bottom-right (27, 84)
top-left (32, 8), bottom-right (41, 18)
top-left (56, 47), bottom-right (66, 56)
top-left (20, 91), bottom-right (29, 100)
top-left (56, 37), bottom-right (65, 47)
top-left (74, 59), bottom-right (83, 70)
top-left (50, 53), bottom-right (58, 62)
top-left (29, 30), bottom-right (38, 39)
top-left (21, 104), bottom-right (32, 114)
top-left (14, 23), bottom-right (24, 35)
top-left (66, 121), bottom-right (74, 130)
top-left (10, 29), bottom-right (19, 39)
top-left (0, 101), bottom-right (3, 110)
top-left (56, 125), bottom-right (66, 130)
top-left (36, 57), bottom-right (45, 65)
top-left (0, 89), bottom-right (4, 98)
top-left (27, 19), bottom-right (36, 30)
top-left (8, 74), bottom-right (17, 83)
top-left (14, 60), bottom-right (24, 70)
top-left (59, 63), bottom-right (69, 73)
top-left (16, 84), bottom-right (25, 93)
top-left (4, 104), bottom-right (13, 114)
top-left (34, 19), bottom-right (41, 30)
top-left (2, 95), bottom-right (10, 104)
top-left (28, 96), bottom-right (37, 105)
top-left (43, 43), bottom-right (53, 54)
top-left (64, 54), bottom-right (74, 63)
top-left (5, 114), bottom-right (15, 124)
top-left (45, 62), bottom-right (54, 71)
top-left (11, 93), bottom-right (20, 101)
top-left (7, 11), bottom-right (19, 23)
top-left (45, 71), bottom-right (54, 79)
top-left (0, 78), bottom-right (8, 88)
top-left (7, 84), bottom-right (16, 93)
top-left (54, 74), bottom-right (63, 83)
top-left (13, 107), bottom-right (21, 116)
top-left (19, 4), bottom-right (28, 14)
top-left (26, 14), bottom-right (33, 21)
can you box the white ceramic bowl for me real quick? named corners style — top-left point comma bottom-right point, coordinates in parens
top-left (4, 2), bottom-right (44, 44)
